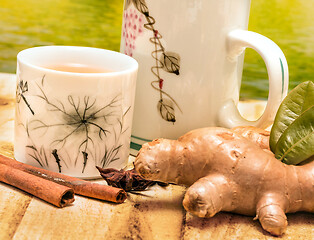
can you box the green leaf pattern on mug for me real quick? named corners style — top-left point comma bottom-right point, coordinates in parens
top-left (123, 0), bottom-right (182, 123)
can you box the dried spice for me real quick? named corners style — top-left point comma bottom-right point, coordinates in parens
top-left (0, 154), bottom-right (127, 204)
top-left (96, 166), bottom-right (168, 191)
top-left (0, 162), bottom-right (74, 208)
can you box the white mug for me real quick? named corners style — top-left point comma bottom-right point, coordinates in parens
top-left (120, 0), bottom-right (289, 154)
top-left (14, 46), bottom-right (138, 178)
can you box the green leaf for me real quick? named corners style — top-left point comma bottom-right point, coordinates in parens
top-left (270, 81), bottom-right (314, 153)
top-left (274, 106), bottom-right (314, 165)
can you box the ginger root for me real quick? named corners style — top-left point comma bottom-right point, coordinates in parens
top-left (134, 127), bottom-right (314, 236)
top-left (232, 126), bottom-right (270, 150)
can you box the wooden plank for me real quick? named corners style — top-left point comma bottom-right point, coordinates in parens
top-left (11, 183), bottom-right (186, 240)
top-left (0, 80), bottom-right (15, 159)
top-left (181, 211), bottom-right (314, 239)
top-left (0, 183), bottom-right (32, 240)
top-left (119, 184), bottom-right (185, 240)
top-left (283, 213), bottom-right (314, 239)
top-left (11, 195), bottom-right (124, 240)
top-left (0, 73), bottom-right (16, 100)
top-left (0, 77), bottom-right (28, 240)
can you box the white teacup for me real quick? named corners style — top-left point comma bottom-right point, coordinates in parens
top-left (14, 46), bottom-right (138, 178)
top-left (120, 0), bottom-right (289, 154)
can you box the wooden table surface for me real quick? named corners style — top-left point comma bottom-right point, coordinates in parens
top-left (0, 73), bottom-right (313, 240)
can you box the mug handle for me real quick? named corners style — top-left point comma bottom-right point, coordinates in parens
top-left (218, 29), bottom-right (289, 129)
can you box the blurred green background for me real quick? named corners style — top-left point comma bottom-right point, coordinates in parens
top-left (0, 0), bottom-right (313, 99)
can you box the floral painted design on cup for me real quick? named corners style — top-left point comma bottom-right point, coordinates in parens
top-left (122, 0), bottom-right (182, 123)
top-left (18, 76), bottom-right (129, 174)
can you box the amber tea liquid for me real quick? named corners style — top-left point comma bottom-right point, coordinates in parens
top-left (44, 63), bottom-right (111, 73)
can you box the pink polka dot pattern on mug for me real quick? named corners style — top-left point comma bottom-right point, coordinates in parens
top-left (122, 8), bottom-right (144, 57)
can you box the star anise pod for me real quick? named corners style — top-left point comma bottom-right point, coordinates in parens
top-left (96, 166), bottom-right (168, 192)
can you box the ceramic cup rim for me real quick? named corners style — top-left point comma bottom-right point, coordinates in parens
top-left (17, 45), bottom-right (138, 77)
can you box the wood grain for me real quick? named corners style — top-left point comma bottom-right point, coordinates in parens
top-left (182, 212), bottom-right (314, 240)
top-left (0, 183), bottom-right (32, 240)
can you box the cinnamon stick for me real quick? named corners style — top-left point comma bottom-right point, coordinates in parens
top-left (0, 163), bottom-right (74, 207)
top-left (0, 154), bottom-right (127, 203)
